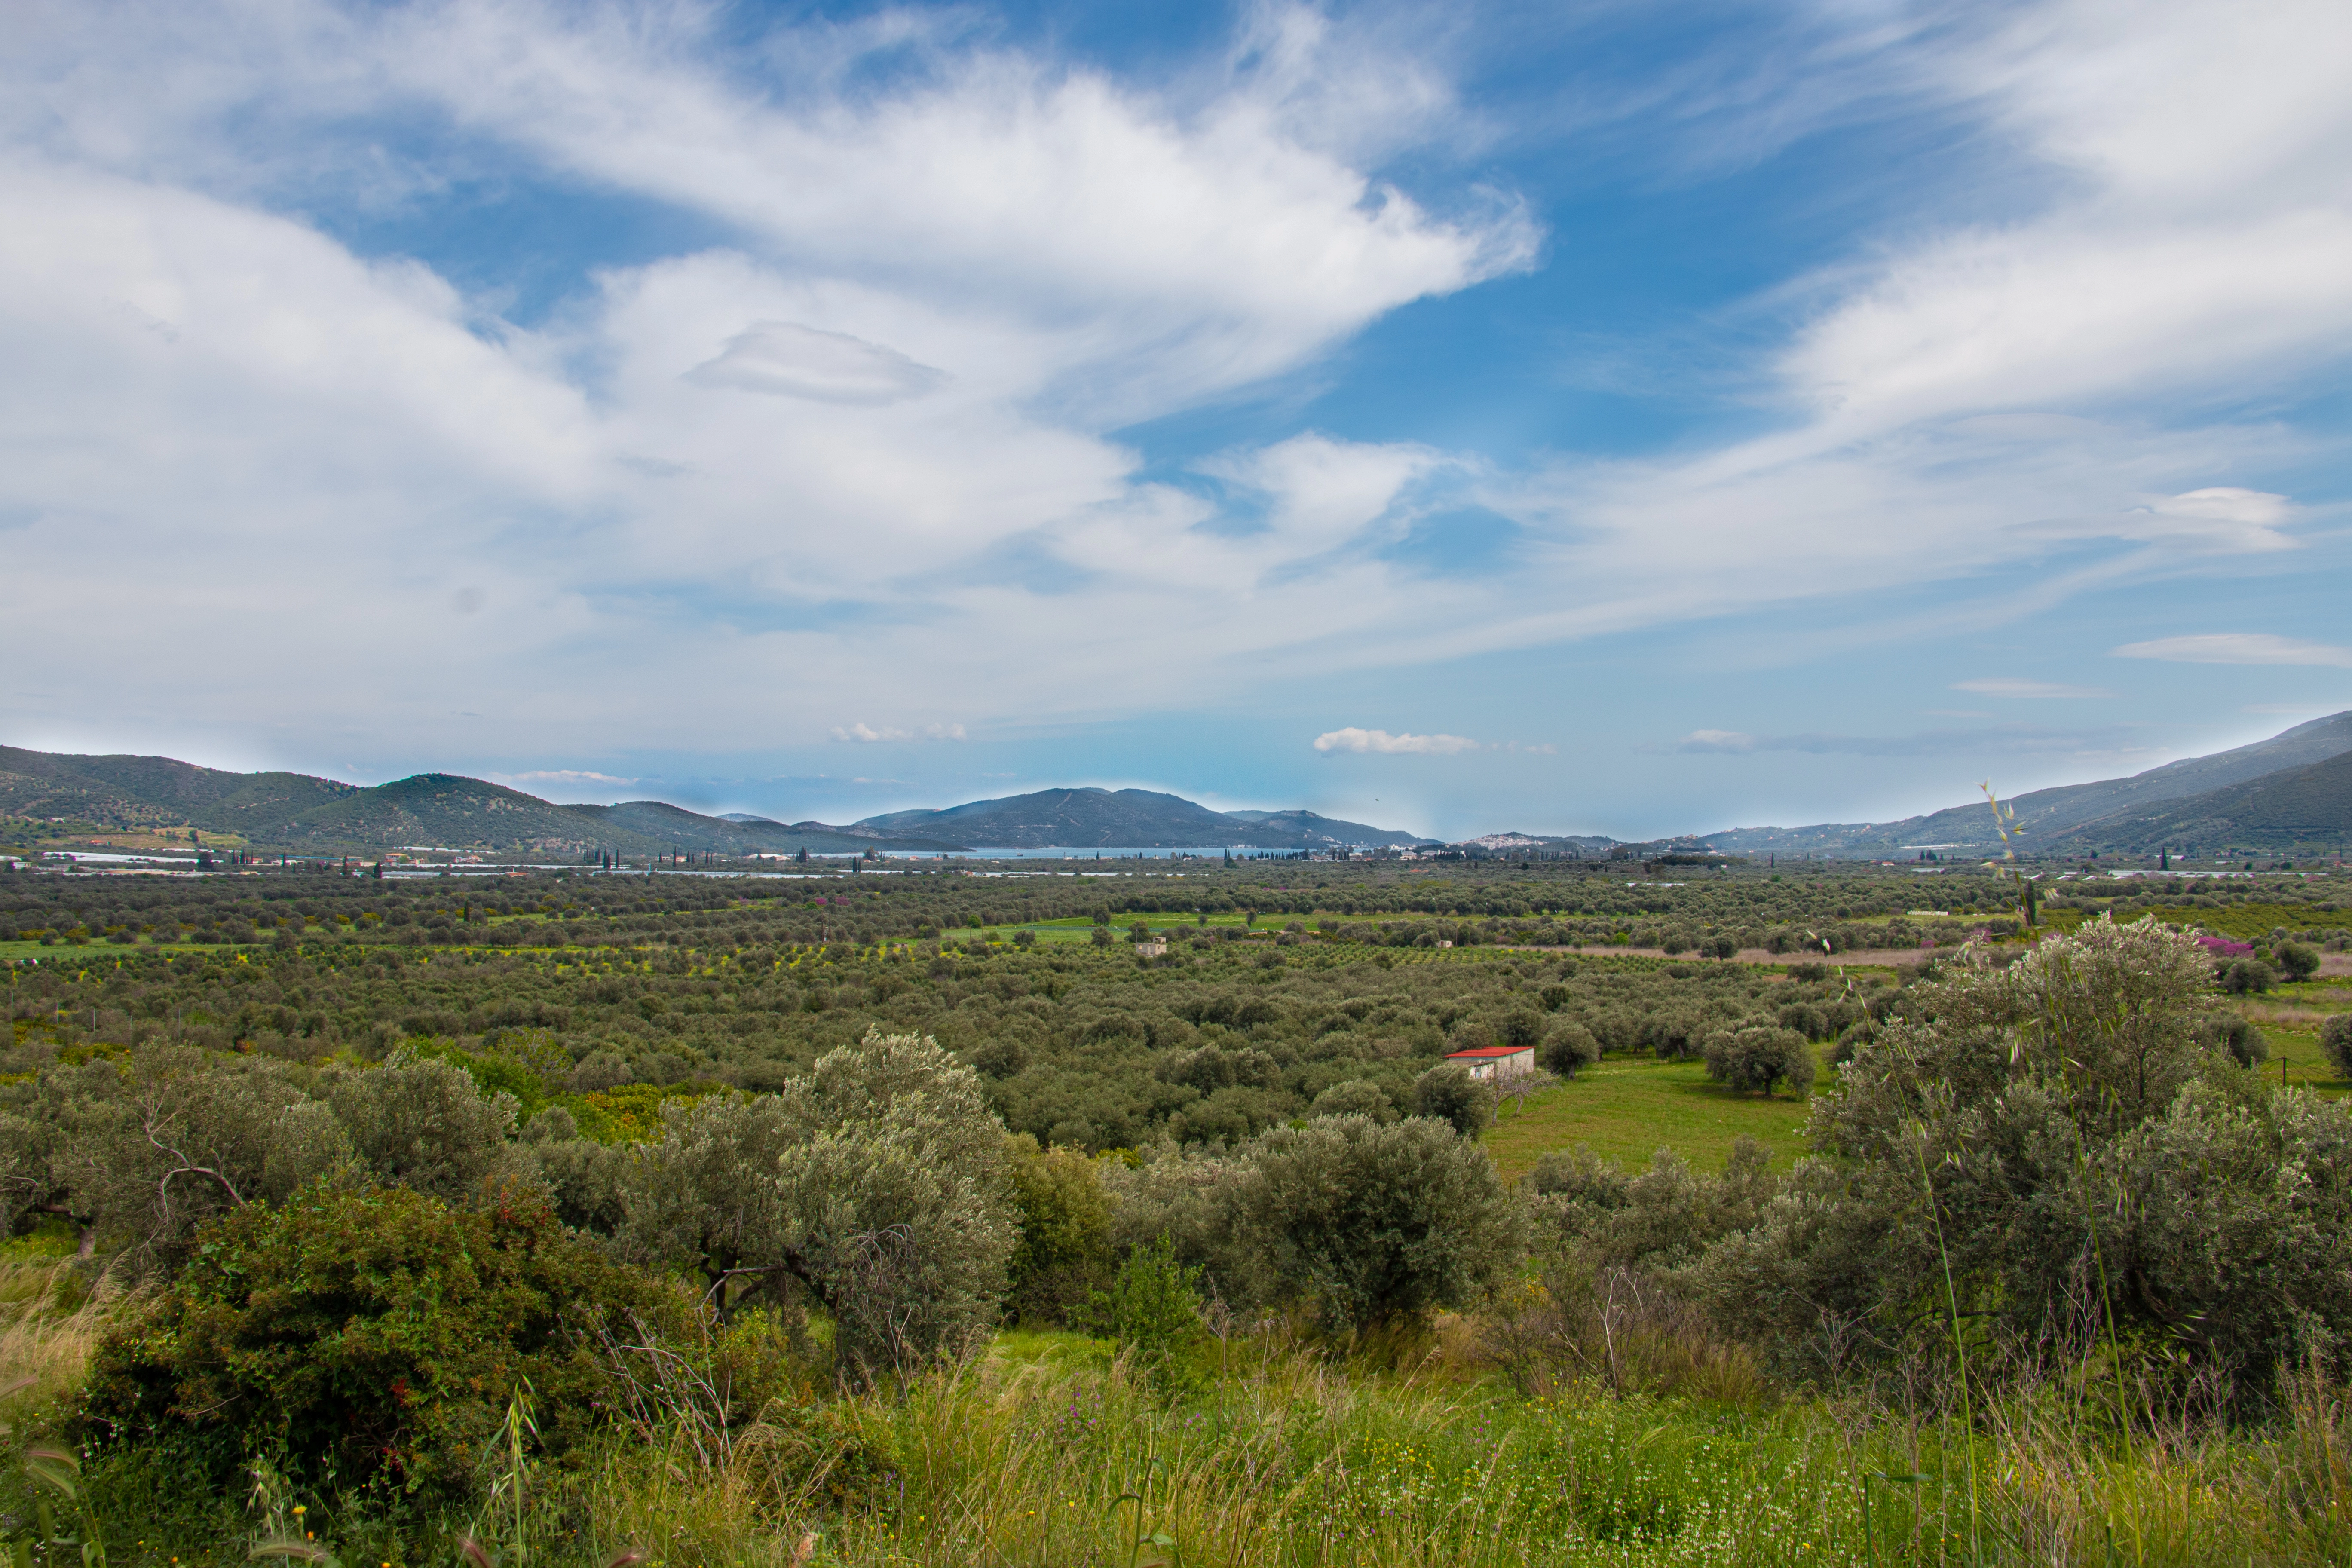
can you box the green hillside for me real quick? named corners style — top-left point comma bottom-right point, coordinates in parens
top-left (2056, 748), bottom-right (2352, 853)
top-left (0, 747), bottom-right (964, 857)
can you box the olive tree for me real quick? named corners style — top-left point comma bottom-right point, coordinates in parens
top-left (320, 1050), bottom-right (526, 1204)
top-left (20, 1048), bottom-right (352, 1280)
top-left (1700, 919), bottom-right (2352, 1386)
top-left (1238, 1114), bottom-right (1522, 1330)
top-left (1411, 1064), bottom-right (1494, 1136)
top-left (1702, 1026), bottom-right (1814, 1097)
top-left (619, 1029), bottom-right (1016, 1380)
top-left (2326, 1014), bottom-right (2352, 1081)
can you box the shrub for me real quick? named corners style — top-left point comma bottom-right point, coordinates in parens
top-left (2199, 1012), bottom-right (2269, 1068)
top-left (1005, 1135), bottom-right (1113, 1325)
top-left (1076, 1235), bottom-right (1202, 1396)
top-left (1411, 1064), bottom-right (1494, 1136)
top-left (1308, 1079), bottom-right (1398, 1122)
top-left (2275, 940), bottom-right (2320, 981)
top-left (2323, 1014), bottom-right (2352, 1081)
top-left (1702, 919), bottom-right (2352, 1389)
top-left (80, 1183), bottom-right (682, 1508)
top-left (1540, 1023), bottom-right (1601, 1080)
top-left (1701, 1027), bottom-right (1814, 1097)
top-left (1241, 1115), bottom-right (1521, 1330)
top-left (1776, 1002), bottom-right (1828, 1041)
top-left (619, 1030), bottom-right (1016, 1381)
top-left (1828, 1018), bottom-right (1875, 1066)
top-left (320, 1050), bottom-right (527, 1205)
top-left (2222, 957), bottom-right (2275, 995)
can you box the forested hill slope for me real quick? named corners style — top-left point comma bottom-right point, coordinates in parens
top-left (0, 744), bottom-right (360, 830)
top-left (853, 788), bottom-right (1425, 849)
top-left (0, 747), bottom-right (963, 856)
top-left (1703, 710), bottom-right (2352, 858)
top-left (2044, 747), bottom-right (2352, 853)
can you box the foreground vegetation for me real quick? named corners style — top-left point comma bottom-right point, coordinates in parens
top-left (2, 861), bottom-right (2351, 1564)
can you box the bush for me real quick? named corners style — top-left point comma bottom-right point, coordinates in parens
top-left (1411, 1065), bottom-right (1494, 1136)
top-left (1076, 1235), bottom-right (1202, 1396)
top-left (2222, 957), bottom-right (2276, 995)
top-left (2199, 1012), bottom-right (2269, 1068)
top-left (1308, 1079), bottom-right (1397, 1122)
top-left (1701, 1027), bottom-right (1814, 1097)
top-left (1005, 1135), bottom-right (1113, 1325)
top-left (1776, 1002), bottom-right (1828, 1040)
top-left (1828, 1018), bottom-right (1875, 1066)
top-left (1241, 1115), bottom-right (1521, 1330)
top-left (80, 1183), bottom-right (682, 1508)
top-left (1540, 1023), bottom-right (1601, 1080)
top-left (2275, 940), bottom-right (2320, 981)
top-left (2324, 1014), bottom-right (2352, 1081)
top-left (618, 1030), bottom-right (1016, 1381)
top-left (320, 1050), bottom-right (527, 1204)
top-left (1702, 919), bottom-right (2352, 1389)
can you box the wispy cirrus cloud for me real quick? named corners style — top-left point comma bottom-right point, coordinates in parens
top-left (1314, 727), bottom-right (1478, 756)
top-left (1651, 725), bottom-right (2143, 758)
top-left (1952, 678), bottom-right (2116, 698)
top-left (502, 769), bottom-right (638, 786)
top-left (2112, 634), bottom-right (2352, 668)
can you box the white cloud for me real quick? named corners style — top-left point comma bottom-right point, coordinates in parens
top-left (504, 770), bottom-right (639, 786)
top-left (1674, 730), bottom-right (1756, 754)
top-left (1313, 728), bottom-right (1478, 756)
top-left (831, 723), bottom-right (968, 743)
top-left (0, 0), bottom-right (2346, 773)
top-left (1951, 679), bottom-right (2116, 698)
top-left (685, 322), bottom-right (945, 405)
top-left (2112, 634), bottom-right (2352, 668)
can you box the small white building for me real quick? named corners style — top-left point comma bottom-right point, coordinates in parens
top-left (1135, 938), bottom-right (1167, 958)
top-left (1446, 1044), bottom-right (1536, 1081)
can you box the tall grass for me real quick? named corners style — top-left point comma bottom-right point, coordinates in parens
top-left (539, 1334), bottom-right (2352, 1568)
top-left (0, 1251), bottom-right (2342, 1568)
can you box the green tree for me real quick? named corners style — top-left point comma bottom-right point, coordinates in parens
top-left (1701, 1026), bottom-right (1814, 1097)
top-left (1004, 1135), bottom-right (1114, 1324)
top-left (1240, 1115), bottom-right (1522, 1330)
top-left (2322, 1014), bottom-right (2352, 1081)
top-left (619, 1030), bottom-right (1015, 1381)
top-left (1308, 1079), bottom-right (1397, 1122)
top-left (1411, 1064), bottom-right (1494, 1136)
top-left (1076, 1235), bottom-right (1203, 1396)
top-left (1540, 1023), bottom-right (1601, 1080)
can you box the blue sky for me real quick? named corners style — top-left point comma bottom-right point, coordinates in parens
top-left (4, 0), bottom-right (2349, 840)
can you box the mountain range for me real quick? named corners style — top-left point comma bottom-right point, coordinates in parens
top-left (6, 708), bottom-right (2349, 860)
top-left (0, 749), bottom-right (1427, 856)
top-left (1704, 710), bottom-right (2352, 857)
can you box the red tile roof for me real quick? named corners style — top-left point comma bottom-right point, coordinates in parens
top-left (1446, 1045), bottom-right (1530, 1059)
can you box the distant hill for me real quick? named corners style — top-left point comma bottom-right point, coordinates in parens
top-left (2041, 748), bottom-right (2352, 853)
top-left (1456, 830), bottom-right (1620, 855)
top-left (1703, 711), bottom-right (2352, 858)
top-left (0, 747), bottom-right (964, 857)
top-left (854, 788), bottom-right (1424, 849)
top-left (0, 748), bottom-right (1426, 856)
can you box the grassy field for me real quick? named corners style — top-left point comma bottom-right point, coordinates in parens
top-left (1480, 974), bottom-right (2350, 1183)
top-left (1481, 1055), bottom-right (1818, 1180)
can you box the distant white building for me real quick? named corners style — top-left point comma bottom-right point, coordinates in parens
top-left (1135, 938), bottom-right (1167, 958)
top-left (1446, 1044), bottom-right (1536, 1081)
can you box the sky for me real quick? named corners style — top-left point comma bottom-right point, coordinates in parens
top-left (4, 0), bottom-right (2350, 842)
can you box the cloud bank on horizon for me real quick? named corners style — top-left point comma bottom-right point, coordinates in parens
top-left (2, 0), bottom-right (2348, 840)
